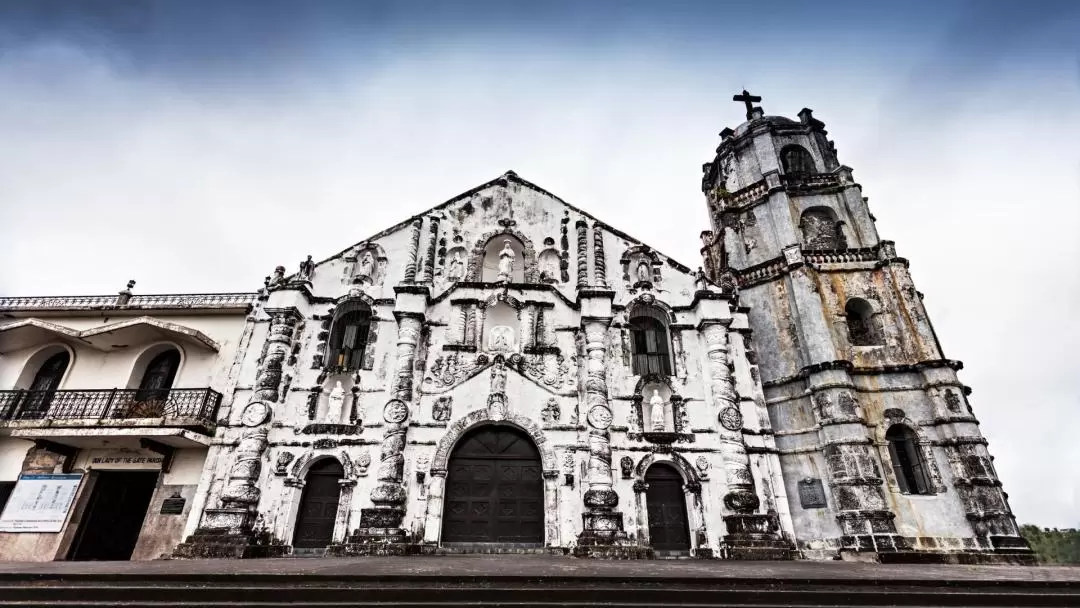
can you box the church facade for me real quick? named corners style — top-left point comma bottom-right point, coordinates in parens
top-left (0, 95), bottom-right (1032, 562)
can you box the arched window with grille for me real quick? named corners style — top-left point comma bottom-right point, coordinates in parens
top-left (845, 298), bottom-right (882, 346)
top-left (135, 349), bottom-right (180, 402)
top-left (886, 424), bottom-right (931, 495)
top-left (329, 303), bottom-right (372, 371)
top-left (18, 351), bottom-right (70, 419)
top-left (629, 306), bottom-right (672, 376)
top-left (780, 144), bottom-right (817, 175)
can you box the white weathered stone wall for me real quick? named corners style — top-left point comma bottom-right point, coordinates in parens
top-left (199, 173), bottom-right (788, 555)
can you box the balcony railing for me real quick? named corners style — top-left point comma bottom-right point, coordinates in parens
top-left (0, 388), bottom-right (222, 429)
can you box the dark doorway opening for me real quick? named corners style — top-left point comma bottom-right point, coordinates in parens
top-left (442, 425), bottom-right (543, 544)
top-left (69, 471), bottom-right (158, 561)
top-left (292, 459), bottom-right (344, 549)
top-left (645, 464), bottom-right (691, 551)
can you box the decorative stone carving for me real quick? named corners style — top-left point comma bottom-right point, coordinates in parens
top-left (274, 451), bottom-right (294, 476)
top-left (298, 255), bottom-right (315, 282)
top-left (719, 406), bottom-right (743, 431)
top-left (944, 389), bottom-right (962, 413)
top-left (592, 224), bottom-right (608, 288)
top-left (267, 265), bottom-right (286, 288)
top-left (587, 405), bottom-right (613, 430)
top-left (488, 325), bottom-right (515, 352)
top-left (324, 380), bottom-right (346, 424)
top-left (695, 455), bottom-right (710, 479)
top-left (383, 399), bottom-right (409, 424)
top-left (575, 220), bottom-right (588, 287)
top-left (356, 449), bottom-right (371, 476)
top-left (619, 456), bottom-right (633, 479)
top-left (541, 398), bottom-right (561, 424)
top-left (432, 396), bottom-right (452, 422)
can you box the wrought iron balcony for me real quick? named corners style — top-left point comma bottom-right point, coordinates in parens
top-left (0, 388), bottom-right (222, 431)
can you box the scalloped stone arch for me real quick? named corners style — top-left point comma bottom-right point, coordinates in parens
top-left (619, 244), bottom-right (661, 266)
top-left (633, 451), bottom-right (701, 484)
top-left (468, 227), bottom-right (539, 283)
top-left (633, 373), bottom-right (678, 397)
top-left (624, 294), bottom-right (676, 324)
top-left (480, 291), bottom-right (523, 310)
top-left (288, 451), bottom-right (351, 483)
top-left (431, 410), bottom-right (557, 474)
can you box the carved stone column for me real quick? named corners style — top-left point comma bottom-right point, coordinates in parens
top-left (575, 220), bottom-right (589, 288)
top-left (403, 218), bottom-right (423, 283)
top-left (422, 216), bottom-right (440, 283)
top-left (519, 304), bottom-right (536, 350)
top-left (592, 224), bottom-right (608, 288)
top-left (173, 309), bottom-right (298, 559)
top-left (702, 321), bottom-right (793, 560)
top-left (573, 317), bottom-right (648, 558)
top-left (543, 470), bottom-right (561, 546)
top-left (702, 322), bottom-right (756, 509)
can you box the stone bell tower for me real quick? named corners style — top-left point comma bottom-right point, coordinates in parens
top-left (698, 91), bottom-right (1032, 562)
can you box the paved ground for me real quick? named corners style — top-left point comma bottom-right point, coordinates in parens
top-left (0, 555), bottom-right (1076, 583)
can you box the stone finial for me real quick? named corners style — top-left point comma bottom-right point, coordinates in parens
top-left (798, 107), bottom-right (824, 128)
top-left (116, 279), bottom-right (135, 305)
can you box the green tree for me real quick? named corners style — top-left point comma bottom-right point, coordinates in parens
top-left (1021, 524), bottom-right (1080, 564)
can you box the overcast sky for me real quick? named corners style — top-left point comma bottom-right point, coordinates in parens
top-left (0, 1), bottom-right (1077, 528)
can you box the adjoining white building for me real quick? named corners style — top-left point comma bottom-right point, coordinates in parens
top-left (1, 96), bottom-right (1032, 563)
top-left (0, 288), bottom-right (255, 560)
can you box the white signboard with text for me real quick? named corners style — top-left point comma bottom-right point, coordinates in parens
top-left (0, 474), bottom-right (83, 533)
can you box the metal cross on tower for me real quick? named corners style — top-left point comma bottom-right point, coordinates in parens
top-left (732, 89), bottom-right (762, 120)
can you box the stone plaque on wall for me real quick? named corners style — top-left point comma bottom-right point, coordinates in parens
top-left (159, 493), bottom-right (186, 515)
top-left (798, 478), bottom-right (827, 509)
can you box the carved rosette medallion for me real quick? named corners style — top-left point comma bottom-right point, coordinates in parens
top-left (587, 405), bottom-right (613, 430)
top-left (383, 399), bottom-right (409, 424)
top-left (719, 406), bottom-right (743, 431)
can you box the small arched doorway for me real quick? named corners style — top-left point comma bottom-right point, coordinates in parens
top-left (645, 463), bottom-right (691, 551)
top-left (292, 459), bottom-right (344, 549)
top-left (442, 425), bottom-right (543, 544)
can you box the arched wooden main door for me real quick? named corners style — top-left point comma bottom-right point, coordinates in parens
top-left (442, 425), bottom-right (543, 544)
top-left (645, 463), bottom-right (691, 551)
top-left (292, 459), bottom-right (344, 549)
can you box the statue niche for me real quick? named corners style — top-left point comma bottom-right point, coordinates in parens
top-left (346, 243), bottom-right (388, 286)
top-left (480, 234), bottom-right (526, 283)
top-left (537, 237), bottom-right (561, 284)
top-left (484, 300), bottom-right (519, 353)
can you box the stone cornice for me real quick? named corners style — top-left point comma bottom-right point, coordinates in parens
top-left (763, 359), bottom-right (964, 388)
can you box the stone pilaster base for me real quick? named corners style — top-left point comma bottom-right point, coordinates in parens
top-left (170, 507), bottom-right (289, 559)
top-left (572, 510), bottom-right (653, 559)
top-left (171, 529), bottom-right (289, 559)
top-left (324, 506), bottom-right (422, 556)
top-left (720, 513), bottom-right (795, 560)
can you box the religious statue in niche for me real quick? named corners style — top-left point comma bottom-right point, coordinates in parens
top-left (357, 251), bottom-right (376, 281)
top-left (636, 260), bottom-right (651, 284)
top-left (497, 240), bottom-right (516, 282)
top-left (540, 253), bottom-right (559, 282)
top-left (447, 252), bottom-right (465, 282)
top-left (324, 380), bottom-right (346, 424)
top-left (488, 325), bottom-right (515, 353)
top-left (649, 389), bottom-right (666, 432)
top-left (298, 255), bottom-right (315, 282)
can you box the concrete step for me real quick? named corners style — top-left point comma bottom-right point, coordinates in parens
top-left (0, 556), bottom-right (1076, 607)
